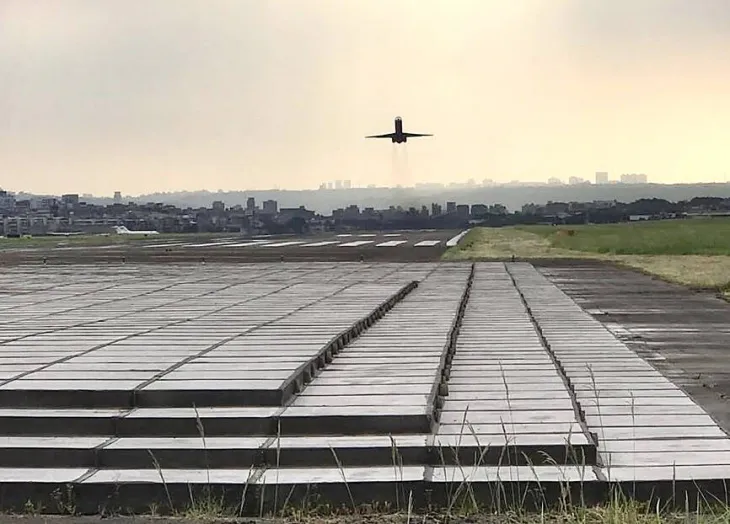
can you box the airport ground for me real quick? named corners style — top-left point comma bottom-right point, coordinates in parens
top-left (1, 222), bottom-right (729, 523)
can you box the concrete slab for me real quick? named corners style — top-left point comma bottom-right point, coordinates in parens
top-left (0, 468), bottom-right (90, 483)
top-left (431, 465), bottom-right (598, 483)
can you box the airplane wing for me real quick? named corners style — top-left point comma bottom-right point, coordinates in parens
top-left (403, 133), bottom-right (432, 137)
top-left (365, 133), bottom-right (397, 139)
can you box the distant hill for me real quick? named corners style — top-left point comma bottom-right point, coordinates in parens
top-left (14, 183), bottom-right (730, 214)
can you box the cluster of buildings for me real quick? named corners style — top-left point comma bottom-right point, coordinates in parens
top-left (2, 184), bottom-right (728, 237)
top-left (0, 189), bottom-right (307, 237)
top-left (316, 173), bottom-right (650, 191)
top-left (318, 180), bottom-right (353, 190)
top-left (547, 172), bottom-right (649, 186)
top-left (0, 187), bottom-right (509, 236)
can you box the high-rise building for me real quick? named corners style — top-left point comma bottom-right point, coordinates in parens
top-left (246, 197), bottom-right (255, 212)
top-left (113, 191), bottom-right (122, 203)
top-left (446, 201), bottom-right (457, 214)
top-left (595, 172), bottom-right (609, 184)
top-left (343, 179), bottom-right (352, 189)
top-left (334, 180), bottom-right (343, 190)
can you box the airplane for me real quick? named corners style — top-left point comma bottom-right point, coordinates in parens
top-left (365, 116), bottom-right (432, 143)
top-left (113, 225), bottom-right (159, 236)
top-left (47, 231), bottom-right (85, 237)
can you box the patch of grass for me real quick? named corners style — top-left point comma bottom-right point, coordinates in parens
top-left (444, 224), bottom-right (730, 295)
top-left (518, 218), bottom-right (730, 256)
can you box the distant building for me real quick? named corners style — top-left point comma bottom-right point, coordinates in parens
top-left (246, 197), bottom-right (255, 212)
top-left (61, 194), bottom-right (79, 206)
top-left (334, 180), bottom-right (343, 190)
top-left (113, 191), bottom-right (122, 203)
top-left (568, 177), bottom-right (588, 185)
top-left (595, 172), bottom-right (609, 184)
top-left (212, 201), bottom-right (225, 212)
top-left (446, 201), bottom-right (457, 214)
top-left (547, 177), bottom-right (562, 185)
top-left (455, 204), bottom-right (470, 218)
top-left (471, 204), bottom-right (488, 216)
top-left (0, 190), bottom-right (15, 213)
top-left (621, 173), bottom-right (648, 184)
top-left (343, 179), bottom-right (352, 190)
top-left (262, 200), bottom-right (278, 214)
top-left (279, 206), bottom-right (315, 221)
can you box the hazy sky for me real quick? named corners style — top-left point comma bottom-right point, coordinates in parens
top-left (2, 0), bottom-right (730, 196)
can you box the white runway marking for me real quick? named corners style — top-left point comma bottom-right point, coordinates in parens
top-left (414, 240), bottom-right (441, 247)
top-left (142, 242), bottom-right (185, 249)
top-left (357, 234), bottom-right (376, 238)
top-left (336, 234), bottom-right (353, 237)
top-left (184, 241), bottom-right (238, 248)
top-left (225, 242), bottom-right (267, 247)
top-left (446, 230), bottom-right (469, 247)
top-left (302, 241), bottom-right (341, 247)
top-left (339, 240), bottom-right (374, 247)
top-left (376, 240), bottom-right (408, 247)
top-left (261, 241), bottom-right (306, 247)
top-left (383, 234), bottom-right (402, 237)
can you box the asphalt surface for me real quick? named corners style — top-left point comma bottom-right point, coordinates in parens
top-left (0, 229), bottom-right (462, 265)
top-left (536, 261), bottom-right (730, 434)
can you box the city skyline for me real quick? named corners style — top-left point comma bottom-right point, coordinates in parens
top-left (2, 1), bottom-right (730, 195)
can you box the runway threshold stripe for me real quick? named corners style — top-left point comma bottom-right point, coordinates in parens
top-left (446, 230), bottom-right (469, 247)
top-left (224, 242), bottom-right (269, 247)
top-left (339, 241), bottom-right (374, 247)
top-left (302, 241), bottom-right (341, 247)
top-left (414, 240), bottom-right (441, 247)
top-left (142, 242), bottom-right (186, 249)
top-left (184, 242), bottom-right (239, 248)
top-left (376, 240), bottom-right (408, 247)
top-left (261, 241), bottom-right (306, 247)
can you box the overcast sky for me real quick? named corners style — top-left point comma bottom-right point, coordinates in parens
top-left (2, 0), bottom-right (730, 196)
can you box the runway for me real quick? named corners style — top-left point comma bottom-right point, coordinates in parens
top-left (0, 229), bottom-right (464, 265)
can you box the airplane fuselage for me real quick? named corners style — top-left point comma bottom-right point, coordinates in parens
top-left (392, 118), bottom-right (405, 143)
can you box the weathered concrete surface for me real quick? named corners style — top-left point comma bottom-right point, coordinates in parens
top-left (536, 262), bottom-right (730, 434)
top-left (436, 263), bottom-right (596, 466)
top-left (0, 261), bottom-right (729, 514)
top-left (511, 262), bottom-right (730, 482)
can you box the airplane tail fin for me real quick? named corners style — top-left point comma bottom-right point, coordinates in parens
top-left (114, 226), bottom-right (129, 234)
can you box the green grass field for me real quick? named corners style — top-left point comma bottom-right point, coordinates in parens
top-left (444, 218), bottom-right (730, 297)
top-left (518, 218), bottom-right (730, 255)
